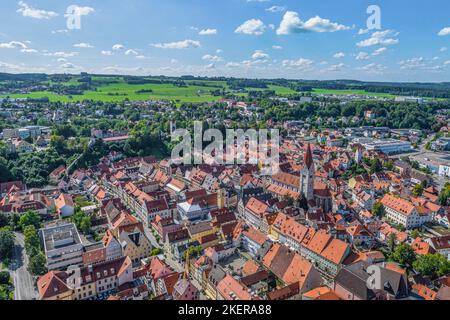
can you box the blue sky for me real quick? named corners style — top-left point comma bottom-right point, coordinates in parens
top-left (0, 0), bottom-right (449, 81)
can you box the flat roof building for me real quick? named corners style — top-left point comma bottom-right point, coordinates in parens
top-left (40, 223), bottom-right (84, 271)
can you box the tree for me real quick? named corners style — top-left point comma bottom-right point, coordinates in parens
top-left (296, 193), bottom-right (309, 211)
top-left (411, 229), bottom-right (420, 239)
top-left (0, 213), bottom-right (9, 228)
top-left (23, 226), bottom-right (40, 256)
top-left (0, 227), bottom-right (15, 259)
top-left (28, 251), bottom-right (47, 276)
top-left (72, 211), bottom-right (92, 235)
top-left (18, 211), bottom-right (41, 231)
top-left (413, 253), bottom-right (450, 279)
top-left (0, 271), bottom-right (10, 285)
top-left (370, 158), bottom-right (382, 174)
top-left (390, 244), bottom-right (417, 268)
top-left (388, 233), bottom-right (397, 252)
top-left (282, 195), bottom-right (294, 207)
top-left (412, 184), bottom-right (424, 197)
top-left (439, 183), bottom-right (450, 206)
top-left (372, 202), bottom-right (385, 218)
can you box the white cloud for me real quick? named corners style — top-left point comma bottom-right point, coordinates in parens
top-left (216, 49), bottom-right (223, 53)
top-left (235, 19), bottom-right (267, 36)
top-left (282, 58), bottom-right (314, 69)
top-left (252, 50), bottom-right (269, 59)
top-left (372, 47), bottom-right (386, 56)
top-left (151, 39), bottom-right (201, 49)
top-left (357, 30), bottom-right (399, 47)
top-left (438, 27), bottom-right (450, 36)
top-left (277, 11), bottom-right (351, 35)
top-left (112, 44), bottom-right (125, 51)
top-left (440, 47), bottom-right (447, 52)
top-left (17, 1), bottom-right (58, 20)
top-left (202, 54), bottom-right (224, 62)
top-left (59, 62), bottom-right (77, 69)
top-left (20, 48), bottom-right (38, 53)
top-left (0, 41), bottom-right (27, 49)
top-left (326, 63), bottom-right (346, 72)
top-left (74, 43), bottom-right (94, 48)
top-left (52, 29), bottom-right (69, 35)
top-left (356, 52), bottom-right (369, 60)
top-left (101, 50), bottom-right (113, 56)
top-left (44, 51), bottom-right (78, 58)
top-left (199, 28), bottom-right (217, 35)
top-left (399, 57), bottom-right (426, 70)
top-left (225, 62), bottom-right (241, 68)
top-left (358, 28), bottom-right (370, 35)
top-left (272, 45), bottom-right (283, 50)
top-left (64, 5), bottom-right (95, 17)
top-left (359, 63), bottom-right (387, 74)
top-left (266, 6), bottom-right (286, 13)
top-left (333, 52), bottom-right (345, 59)
top-left (125, 49), bottom-right (139, 55)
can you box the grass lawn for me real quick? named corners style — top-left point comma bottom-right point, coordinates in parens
top-left (0, 82), bottom-right (223, 103)
top-left (311, 88), bottom-right (396, 98)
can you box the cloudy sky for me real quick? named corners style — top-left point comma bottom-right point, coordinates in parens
top-left (1, 0), bottom-right (450, 81)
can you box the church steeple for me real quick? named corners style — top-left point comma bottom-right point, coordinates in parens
top-left (304, 143), bottom-right (314, 169)
top-left (299, 143), bottom-right (315, 201)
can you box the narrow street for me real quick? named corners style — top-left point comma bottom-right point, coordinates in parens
top-left (9, 232), bottom-right (39, 300)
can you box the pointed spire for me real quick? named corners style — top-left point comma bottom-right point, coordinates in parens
top-left (304, 143), bottom-right (313, 169)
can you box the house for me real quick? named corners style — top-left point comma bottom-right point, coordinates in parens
top-left (426, 235), bottom-right (450, 260)
top-left (346, 225), bottom-right (375, 246)
top-left (334, 261), bottom-right (409, 300)
top-left (37, 271), bottom-right (73, 300)
top-left (217, 274), bottom-right (255, 300)
top-left (40, 223), bottom-right (84, 270)
top-left (49, 165), bottom-right (66, 184)
top-left (151, 215), bottom-right (183, 241)
top-left (243, 197), bottom-right (270, 231)
top-left (38, 256), bottom-right (134, 300)
top-left (111, 212), bottom-right (153, 265)
top-left (241, 226), bottom-right (268, 258)
top-left (204, 264), bottom-right (226, 300)
top-left (172, 277), bottom-right (200, 300)
top-left (302, 286), bottom-right (341, 300)
top-left (55, 193), bottom-right (75, 218)
top-left (262, 243), bottom-right (323, 293)
top-left (380, 194), bottom-right (432, 229)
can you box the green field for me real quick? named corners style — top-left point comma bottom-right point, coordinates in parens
top-left (2, 76), bottom-right (442, 103)
top-left (311, 88), bottom-right (396, 98)
top-left (0, 78), bottom-right (299, 103)
top-left (0, 82), bottom-right (223, 103)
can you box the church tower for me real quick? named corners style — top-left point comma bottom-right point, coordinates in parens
top-left (299, 143), bottom-right (315, 201)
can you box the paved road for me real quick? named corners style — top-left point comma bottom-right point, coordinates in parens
top-left (9, 232), bottom-right (39, 300)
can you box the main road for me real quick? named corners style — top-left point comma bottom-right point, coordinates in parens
top-left (9, 232), bottom-right (39, 300)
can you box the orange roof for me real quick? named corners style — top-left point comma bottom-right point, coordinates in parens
top-left (380, 194), bottom-right (415, 216)
top-left (55, 193), bottom-right (74, 210)
top-left (412, 284), bottom-right (437, 300)
top-left (302, 286), bottom-right (341, 300)
top-left (245, 197), bottom-right (269, 218)
top-left (242, 259), bottom-right (260, 276)
top-left (411, 237), bottom-right (435, 255)
top-left (37, 271), bottom-right (71, 299)
top-left (242, 227), bottom-right (267, 246)
top-left (217, 274), bottom-right (253, 300)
